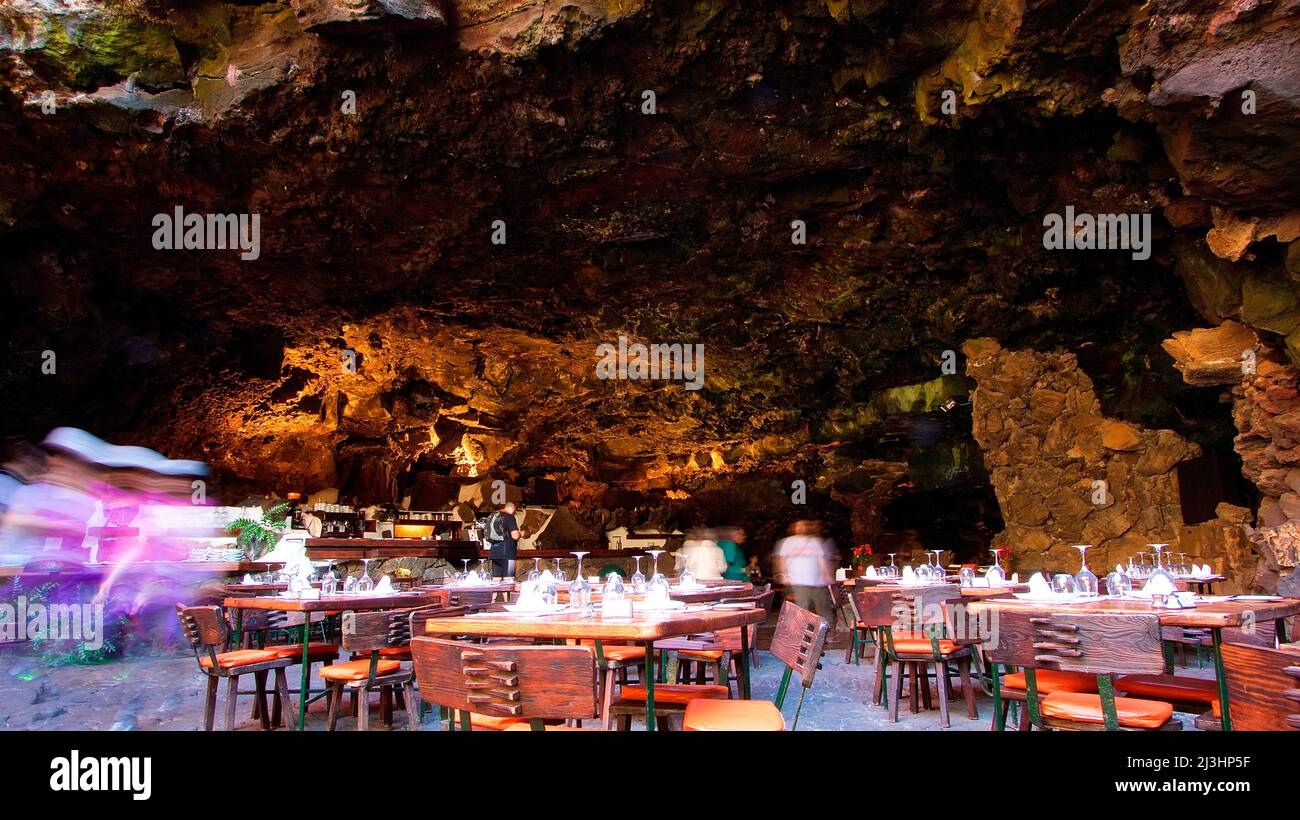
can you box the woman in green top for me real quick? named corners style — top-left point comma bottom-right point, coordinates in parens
top-left (717, 527), bottom-right (750, 582)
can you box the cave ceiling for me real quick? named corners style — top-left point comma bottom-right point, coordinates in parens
top-left (1, 0), bottom-right (1297, 505)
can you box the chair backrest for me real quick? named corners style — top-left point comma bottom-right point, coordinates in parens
top-left (409, 636), bottom-right (598, 721)
top-left (407, 603), bottom-right (474, 641)
top-left (851, 587), bottom-right (898, 628)
top-left (984, 609), bottom-right (1166, 675)
top-left (769, 601), bottom-right (830, 690)
top-left (1220, 641), bottom-right (1300, 731)
top-left (900, 587), bottom-right (963, 632)
top-left (827, 582), bottom-right (849, 610)
top-left (176, 604), bottom-right (228, 650)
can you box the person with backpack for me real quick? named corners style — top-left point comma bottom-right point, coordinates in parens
top-left (484, 502), bottom-right (523, 579)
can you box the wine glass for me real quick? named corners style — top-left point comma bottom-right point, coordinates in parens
top-left (571, 552), bottom-right (592, 615)
top-left (630, 555), bottom-right (646, 594)
top-left (477, 558), bottom-right (491, 581)
top-left (930, 550), bottom-right (944, 581)
top-left (357, 559), bottom-right (373, 593)
top-left (959, 566), bottom-right (976, 587)
top-left (602, 572), bottom-right (627, 616)
top-left (553, 558), bottom-right (567, 583)
top-left (886, 553), bottom-right (898, 579)
top-left (527, 557), bottom-right (542, 584)
top-left (1050, 574), bottom-right (1077, 595)
top-left (646, 549), bottom-right (666, 583)
top-left (679, 553), bottom-right (696, 588)
top-left (1106, 567), bottom-right (1132, 597)
top-left (1073, 544), bottom-right (1098, 597)
top-left (646, 570), bottom-right (671, 608)
top-left (1147, 543), bottom-right (1176, 587)
top-left (458, 559), bottom-right (472, 584)
top-left (986, 548), bottom-right (1006, 585)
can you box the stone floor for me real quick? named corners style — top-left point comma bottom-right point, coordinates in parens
top-left (0, 633), bottom-right (1217, 730)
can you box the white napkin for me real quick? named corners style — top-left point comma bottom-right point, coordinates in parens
top-left (1011, 573), bottom-right (1019, 584)
top-left (864, 565), bottom-right (878, 578)
top-left (514, 582), bottom-right (544, 611)
top-left (242, 573), bottom-right (254, 584)
top-left (1199, 563), bottom-right (1214, 576)
top-left (835, 567), bottom-right (849, 581)
top-left (1115, 564), bottom-right (1125, 575)
top-left (1027, 572), bottom-right (1051, 595)
top-left (373, 575), bottom-right (394, 594)
top-left (1142, 573), bottom-right (1177, 596)
top-left (538, 569), bottom-right (555, 585)
top-left (901, 566), bottom-right (918, 585)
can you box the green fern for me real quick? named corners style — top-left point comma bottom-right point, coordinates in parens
top-left (225, 501), bottom-right (292, 559)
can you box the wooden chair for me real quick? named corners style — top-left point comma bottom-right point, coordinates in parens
top-left (871, 587), bottom-right (979, 727)
top-left (176, 604), bottom-right (296, 731)
top-left (832, 581), bottom-right (874, 664)
top-left (1218, 641), bottom-right (1300, 730)
top-left (986, 609), bottom-right (1181, 731)
top-left (409, 636), bottom-right (601, 731)
top-left (681, 601), bottom-right (829, 731)
top-left (323, 609), bottom-right (420, 731)
top-left (671, 587), bottom-right (776, 694)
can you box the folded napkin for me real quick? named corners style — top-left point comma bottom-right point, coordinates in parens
top-left (242, 573), bottom-right (254, 584)
top-left (538, 569), bottom-right (555, 585)
top-left (863, 565), bottom-right (878, 578)
top-left (373, 575), bottom-right (394, 594)
top-left (513, 584), bottom-right (545, 612)
top-left (835, 567), bottom-right (849, 581)
top-left (900, 566), bottom-right (918, 585)
top-left (1141, 573), bottom-right (1177, 597)
top-left (1027, 572), bottom-right (1050, 595)
top-left (1199, 563), bottom-right (1214, 576)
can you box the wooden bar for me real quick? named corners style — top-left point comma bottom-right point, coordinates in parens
top-left (305, 538), bottom-right (480, 561)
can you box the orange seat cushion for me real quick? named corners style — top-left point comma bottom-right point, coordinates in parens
top-left (1040, 691), bottom-right (1174, 729)
top-left (1116, 674), bottom-right (1221, 717)
top-left (683, 699), bottom-right (785, 731)
top-left (268, 643), bottom-right (339, 661)
top-left (1002, 670), bottom-right (1098, 694)
top-left (199, 649), bottom-right (280, 669)
top-left (889, 636), bottom-right (959, 655)
top-left (678, 648), bottom-right (725, 661)
top-left (378, 646), bottom-right (412, 658)
top-left (319, 658), bottom-right (401, 682)
top-left (598, 646), bottom-right (646, 663)
top-left (502, 723), bottom-right (594, 731)
top-left (468, 712), bottom-right (528, 731)
top-left (619, 684), bottom-right (729, 704)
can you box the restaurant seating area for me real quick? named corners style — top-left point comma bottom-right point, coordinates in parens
top-left (142, 563), bottom-right (1300, 733)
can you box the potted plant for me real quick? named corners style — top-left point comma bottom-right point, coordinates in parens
top-left (225, 501), bottom-right (291, 560)
top-left (851, 544), bottom-right (873, 569)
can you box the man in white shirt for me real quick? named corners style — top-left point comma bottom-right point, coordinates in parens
top-left (678, 529), bottom-right (728, 581)
top-left (776, 520), bottom-right (835, 620)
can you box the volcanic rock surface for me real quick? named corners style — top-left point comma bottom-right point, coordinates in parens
top-left (1, 0), bottom-right (1298, 569)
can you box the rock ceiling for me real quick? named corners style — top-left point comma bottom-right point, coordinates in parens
top-left (1, 0), bottom-right (1298, 543)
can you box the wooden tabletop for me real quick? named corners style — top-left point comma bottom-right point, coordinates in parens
top-left (423, 605), bottom-right (767, 642)
top-left (222, 591), bottom-right (443, 612)
top-left (966, 596), bottom-right (1300, 629)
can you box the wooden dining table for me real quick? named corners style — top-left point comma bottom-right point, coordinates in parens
top-left (223, 590), bottom-right (445, 730)
top-left (422, 605), bottom-right (768, 730)
top-left (966, 595), bottom-right (1300, 731)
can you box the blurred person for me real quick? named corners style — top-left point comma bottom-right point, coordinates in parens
top-left (716, 526), bottom-right (749, 582)
top-left (776, 520), bottom-right (834, 621)
top-left (679, 528), bottom-right (727, 581)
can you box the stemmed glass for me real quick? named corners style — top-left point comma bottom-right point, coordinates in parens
top-left (1051, 574), bottom-right (1078, 595)
top-left (458, 559), bottom-right (472, 584)
top-left (986, 548), bottom-right (1006, 585)
top-left (553, 558), bottom-right (567, 583)
top-left (1073, 544), bottom-right (1098, 597)
top-left (527, 557), bottom-right (542, 584)
top-left (602, 572), bottom-right (627, 616)
top-left (647, 549), bottom-right (666, 584)
top-left (630, 555), bottom-right (646, 594)
top-left (320, 560), bottom-right (338, 596)
top-left (570, 552), bottom-right (593, 615)
top-left (959, 566), bottom-right (976, 587)
top-left (1106, 566), bottom-right (1132, 597)
top-left (1147, 544), bottom-right (1176, 588)
top-left (929, 550), bottom-right (944, 582)
top-left (357, 558), bottom-right (373, 593)
top-left (886, 554), bottom-right (898, 579)
top-left (477, 558), bottom-right (491, 582)
top-left (679, 553), bottom-right (697, 588)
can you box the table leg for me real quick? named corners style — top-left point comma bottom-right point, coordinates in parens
top-left (1212, 629), bottom-right (1231, 732)
top-left (644, 640), bottom-right (656, 732)
top-left (298, 621), bottom-right (311, 731)
top-left (739, 622), bottom-right (752, 700)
